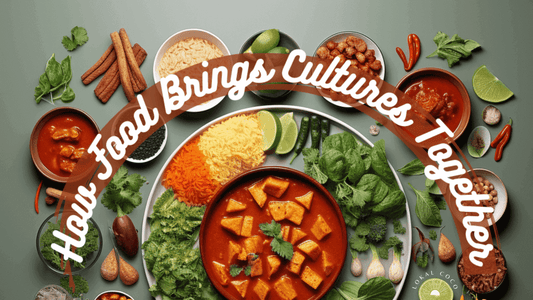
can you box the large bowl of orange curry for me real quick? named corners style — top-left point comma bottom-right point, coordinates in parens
top-left (396, 67), bottom-right (471, 147)
top-left (30, 107), bottom-right (99, 183)
top-left (200, 166), bottom-right (347, 300)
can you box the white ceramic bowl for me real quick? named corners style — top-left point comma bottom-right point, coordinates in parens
top-left (468, 168), bottom-right (508, 225)
top-left (153, 29), bottom-right (230, 112)
top-left (315, 31), bottom-right (386, 108)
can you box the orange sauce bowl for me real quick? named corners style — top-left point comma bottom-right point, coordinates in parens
top-left (30, 107), bottom-right (100, 183)
top-left (200, 166), bottom-right (347, 300)
top-left (395, 67), bottom-right (471, 147)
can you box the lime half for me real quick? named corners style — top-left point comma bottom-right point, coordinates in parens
top-left (275, 112), bottom-right (298, 155)
top-left (257, 110), bottom-right (282, 151)
top-left (418, 278), bottom-right (453, 300)
top-left (473, 65), bottom-right (514, 103)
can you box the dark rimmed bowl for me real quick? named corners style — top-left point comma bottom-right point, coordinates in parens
top-left (199, 166), bottom-right (347, 300)
top-left (457, 249), bottom-right (507, 295)
top-left (239, 30), bottom-right (300, 100)
top-left (395, 67), bottom-right (471, 146)
top-left (30, 107), bottom-right (100, 183)
top-left (36, 211), bottom-right (103, 275)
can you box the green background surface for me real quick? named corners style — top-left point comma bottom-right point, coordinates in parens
top-left (1, 0), bottom-right (532, 299)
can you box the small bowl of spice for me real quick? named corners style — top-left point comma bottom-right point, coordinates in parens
top-left (126, 124), bottom-right (167, 163)
top-left (457, 248), bottom-right (507, 295)
top-left (34, 284), bottom-right (72, 300)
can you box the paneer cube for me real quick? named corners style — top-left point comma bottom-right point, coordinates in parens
top-left (286, 251), bottom-right (305, 274)
top-left (281, 225), bottom-right (290, 242)
top-left (212, 261), bottom-right (229, 286)
top-left (228, 240), bottom-right (241, 263)
top-left (253, 279), bottom-right (270, 300)
top-left (263, 176), bottom-right (290, 198)
top-left (248, 255), bottom-right (263, 277)
top-left (290, 228), bottom-right (307, 245)
top-left (301, 266), bottom-right (323, 289)
top-left (310, 214), bottom-right (332, 240)
top-left (249, 180), bottom-right (267, 208)
top-left (238, 248), bottom-right (248, 261)
top-left (244, 235), bottom-right (263, 254)
top-left (267, 255), bottom-right (281, 279)
top-left (285, 202), bottom-right (305, 225)
top-left (322, 251), bottom-right (334, 276)
top-left (241, 216), bottom-right (254, 237)
top-left (295, 191), bottom-right (314, 210)
top-left (226, 199), bottom-right (247, 213)
top-left (231, 280), bottom-right (249, 298)
top-left (297, 240), bottom-right (321, 261)
top-left (268, 201), bottom-right (287, 221)
top-left (221, 216), bottom-right (243, 236)
top-left (274, 276), bottom-right (297, 300)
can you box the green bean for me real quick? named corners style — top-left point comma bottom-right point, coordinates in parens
top-left (321, 119), bottom-right (330, 142)
top-left (310, 116), bottom-right (321, 149)
top-left (290, 117), bottom-right (310, 164)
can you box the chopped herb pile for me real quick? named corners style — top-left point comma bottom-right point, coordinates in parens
top-left (62, 26), bottom-right (89, 51)
top-left (427, 31), bottom-right (481, 67)
top-left (39, 218), bottom-right (99, 270)
top-left (429, 230), bottom-right (437, 240)
top-left (101, 166), bottom-right (146, 217)
top-left (259, 220), bottom-right (294, 260)
top-left (34, 54), bottom-right (75, 104)
top-left (60, 275), bottom-right (89, 298)
top-left (142, 188), bottom-right (220, 300)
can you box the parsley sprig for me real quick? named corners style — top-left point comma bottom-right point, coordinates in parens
top-left (259, 220), bottom-right (294, 260)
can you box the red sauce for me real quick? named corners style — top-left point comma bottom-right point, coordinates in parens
top-left (37, 112), bottom-right (98, 177)
top-left (404, 75), bottom-right (464, 132)
top-left (203, 175), bottom-right (345, 300)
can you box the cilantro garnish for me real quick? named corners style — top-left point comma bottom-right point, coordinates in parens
top-left (229, 265), bottom-right (242, 277)
top-left (101, 166), bottom-right (146, 217)
top-left (243, 266), bottom-right (252, 276)
top-left (62, 26), bottom-right (89, 51)
top-left (259, 220), bottom-right (293, 260)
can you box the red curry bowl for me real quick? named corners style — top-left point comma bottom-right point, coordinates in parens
top-left (200, 166), bottom-right (347, 300)
top-left (395, 67), bottom-right (471, 147)
top-left (30, 107), bottom-right (100, 183)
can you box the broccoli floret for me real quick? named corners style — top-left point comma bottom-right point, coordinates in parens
top-left (366, 215), bottom-right (387, 244)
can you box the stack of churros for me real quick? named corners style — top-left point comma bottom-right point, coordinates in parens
top-left (81, 28), bottom-right (147, 103)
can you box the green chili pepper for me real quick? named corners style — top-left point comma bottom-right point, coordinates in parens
top-left (310, 116), bottom-right (321, 149)
top-left (321, 119), bottom-right (330, 142)
top-left (290, 117), bottom-right (310, 164)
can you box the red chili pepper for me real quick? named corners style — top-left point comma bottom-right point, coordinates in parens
top-left (397, 34), bottom-right (421, 71)
top-left (35, 180), bottom-right (43, 214)
top-left (412, 34), bottom-right (421, 62)
top-left (407, 34), bottom-right (415, 70)
top-left (396, 47), bottom-right (408, 69)
top-left (491, 118), bottom-right (512, 161)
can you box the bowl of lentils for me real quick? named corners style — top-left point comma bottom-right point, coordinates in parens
top-left (126, 124), bottom-right (167, 163)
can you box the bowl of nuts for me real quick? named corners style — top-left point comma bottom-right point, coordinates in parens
top-left (468, 168), bottom-right (508, 225)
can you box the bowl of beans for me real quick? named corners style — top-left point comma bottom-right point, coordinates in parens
top-left (468, 168), bottom-right (508, 225)
top-left (94, 291), bottom-right (134, 300)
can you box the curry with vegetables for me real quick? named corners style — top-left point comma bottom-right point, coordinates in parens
top-left (201, 170), bottom-right (346, 300)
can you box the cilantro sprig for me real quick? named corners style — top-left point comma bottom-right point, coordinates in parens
top-left (62, 26), bottom-right (89, 51)
top-left (101, 166), bottom-right (146, 217)
top-left (229, 265), bottom-right (243, 277)
top-left (259, 220), bottom-right (293, 260)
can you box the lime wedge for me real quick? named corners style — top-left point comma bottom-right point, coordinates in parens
top-left (418, 278), bottom-right (453, 300)
top-left (257, 110), bottom-right (282, 151)
top-left (275, 112), bottom-right (298, 155)
top-left (473, 65), bottom-right (514, 102)
top-left (251, 29), bottom-right (280, 54)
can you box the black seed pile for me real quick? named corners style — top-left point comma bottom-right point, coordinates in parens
top-left (129, 125), bottom-right (166, 160)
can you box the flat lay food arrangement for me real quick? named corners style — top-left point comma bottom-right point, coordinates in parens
top-left (5, 2), bottom-right (529, 300)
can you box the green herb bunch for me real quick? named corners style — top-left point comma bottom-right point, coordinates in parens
top-left (259, 220), bottom-right (294, 260)
top-left (34, 54), bottom-right (75, 104)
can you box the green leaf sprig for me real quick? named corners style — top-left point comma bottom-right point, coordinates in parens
top-left (427, 31), bottom-right (481, 67)
top-left (101, 166), bottom-right (146, 217)
top-left (397, 158), bottom-right (425, 176)
top-left (62, 26), bottom-right (89, 51)
top-left (259, 220), bottom-right (293, 260)
top-left (409, 183), bottom-right (442, 227)
top-left (34, 54), bottom-right (75, 104)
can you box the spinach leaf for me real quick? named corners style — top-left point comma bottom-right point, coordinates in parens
top-left (370, 140), bottom-right (396, 187)
top-left (425, 178), bottom-right (442, 195)
top-left (427, 31), bottom-right (481, 67)
top-left (340, 281), bottom-right (363, 298)
top-left (45, 53), bottom-right (63, 87)
top-left (60, 86), bottom-right (75, 102)
top-left (60, 56), bottom-right (72, 85)
top-left (319, 149), bottom-right (347, 182)
top-left (34, 73), bottom-right (51, 103)
top-left (371, 189), bottom-right (406, 220)
top-left (323, 132), bottom-right (358, 154)
top-left (409, 183), bottom-right (442, 227)
top-left (371, 180), bottom-right (390, 205)
top-left (355, 174), bottom-right (380, 192)
top-left (324, 288), bottom-right (343, 300)
top-left (356, 277), bottom-right (396, 300)
top-left (398, 158), bottom-right (425, 175)
top-left (345, 148), bottom-right (365, 183)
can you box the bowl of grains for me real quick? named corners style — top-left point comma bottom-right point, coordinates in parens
top-left (153, 29), bottom-right (230, 112)
top-left (467, 168), bottom-right (508, 225)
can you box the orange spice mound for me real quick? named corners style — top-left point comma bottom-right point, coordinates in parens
top-left (162, 137), bottom-right (220, 206)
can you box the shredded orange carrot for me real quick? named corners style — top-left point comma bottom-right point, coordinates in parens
top-left (162, 137), bottom-right (220, 206)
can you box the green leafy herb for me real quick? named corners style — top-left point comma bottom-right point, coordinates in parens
top-left (435, 198), bottom-right (447, 210)
top-left (259, 220), bottom-right (293, 260)
top-left (244, 266), bottom-right (252, 276)
top-left (142, 189), bottom-right (220, 300)
top-left (101, 166), bottom-right (146, 217)
top-left (349, 234), bottom-right (369, 252)
top-left (416, 252), bottom-right (429, 268)
top-left (375, 121), bottom-right (382, 126)
top-left (393, 220), bottom-right (406, 234)
top-left (397, 158), bottom-right (425, 175)
top-left (409, 183), bottom-right (442, 227)
top-left (60, 275), bottom-right (89, 298)
top-left (337, 277), bottom-right (396, 300)
top-left (425, 178), bottom-right (443, 195)
top-left (302, 148), bottom-right (328, 184)
top-left (429, 230), bottom-right (437, 240)
top-left (34, 54), bottom-right (75, 104)
top-left (40, 219), bottom-right (99, 270)
top-left (370, 140), bottom-right (397, 187)
top-left (427, 31), bottom-right (481, 67)
top-left (62, 26), bottom-right (89, 51)
top-left (229, 265), bottom-right (243, 277)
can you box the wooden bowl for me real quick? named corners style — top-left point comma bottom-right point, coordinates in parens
top-left (30, 107), bottom-right (100, 183)
top-left (199, 166), bottom-right (347, 300)
top-left (396, 68), bottom-right (471, 146)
